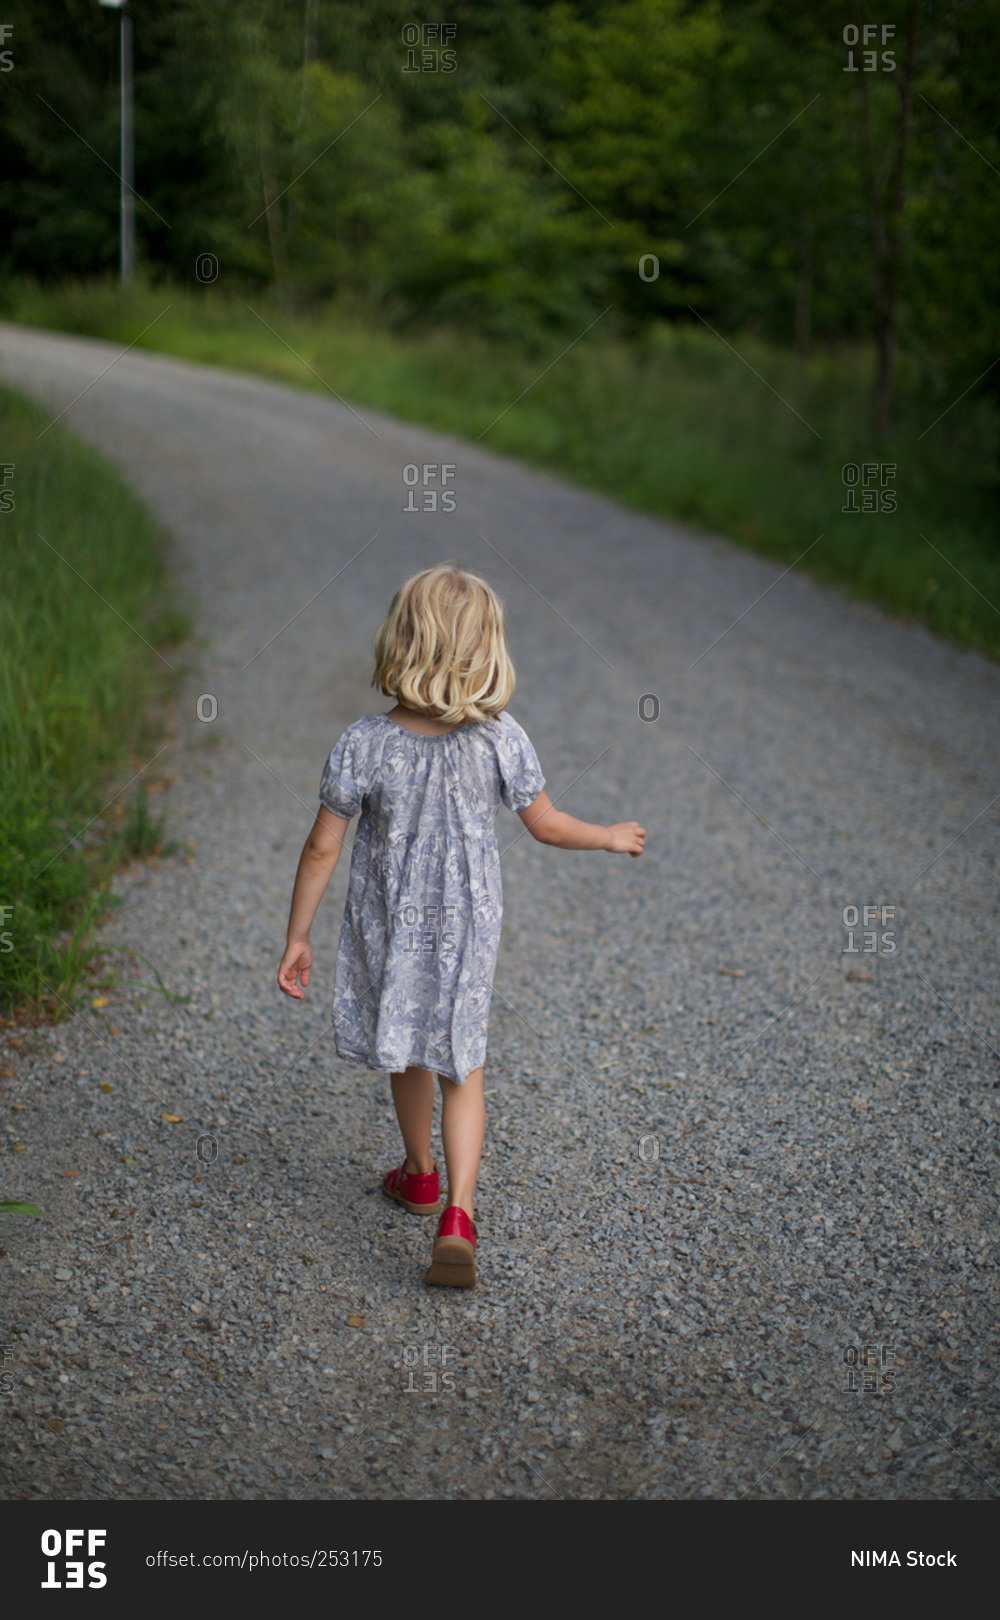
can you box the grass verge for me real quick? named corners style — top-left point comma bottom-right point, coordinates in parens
top-left (2, 275), bottom-right (998, 660)
top-left (0, 383), bottom-right (188, 1021)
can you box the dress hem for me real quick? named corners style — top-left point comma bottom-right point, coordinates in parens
top-left (334, 1046), bottom-right (482, 1085)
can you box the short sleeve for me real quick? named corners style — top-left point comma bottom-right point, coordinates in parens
top-left (496, 713), bottom-right (546, 812)
top-left (318, 723), bottom-right (372, 819)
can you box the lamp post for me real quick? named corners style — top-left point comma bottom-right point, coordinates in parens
top-left (98, 0), bottom-right (134, 283)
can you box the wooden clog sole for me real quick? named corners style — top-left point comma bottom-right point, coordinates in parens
top-left (424, 1234), bottom-right (476, 1288)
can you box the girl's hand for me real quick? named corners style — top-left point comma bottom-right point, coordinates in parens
top-left (606, 821), bottom-right (646, 856)
top-left (278, 939), bottom-right (313, 999)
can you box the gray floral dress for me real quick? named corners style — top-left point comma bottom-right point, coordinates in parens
top-left (318, 711), bottom-right (545, 1083)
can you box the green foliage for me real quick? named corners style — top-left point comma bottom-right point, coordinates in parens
top-left (0, 386), bottom-right (186, 1018)
top-left (120, 781), bottom-right (174, 861)
top-left (383, 109), bottom-right (602, 344)
top-left (1, 0), bottom-right (996, 425)
top-left (538, 0), bottom-right (725, 316)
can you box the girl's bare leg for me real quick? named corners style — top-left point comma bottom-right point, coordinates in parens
top-left (438, 1067), bottom-right (485, 1219)
top-left (390, 1067), bottom-right (435, 1175)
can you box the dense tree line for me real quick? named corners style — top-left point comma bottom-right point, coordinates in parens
top-left (0, 0), bottom-right (997, 432)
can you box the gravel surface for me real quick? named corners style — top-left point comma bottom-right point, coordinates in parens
top-left (1, 321), bottom-right (998, 1501)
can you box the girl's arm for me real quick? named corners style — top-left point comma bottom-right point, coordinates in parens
top-left (517, 789), bottom-right (645, 856)
top-left (277, 806), bottom-right (351, 998)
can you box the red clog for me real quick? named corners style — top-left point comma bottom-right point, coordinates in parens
top-left (382, 1161), bottom-right (443, 1215)
top-left (424, 1205), bottom-right (477, 1288)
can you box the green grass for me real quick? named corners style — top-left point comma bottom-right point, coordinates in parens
top-left (0, 383), bottom-right (188, 1020)
top-left (3, 274), bottom-right (998, 660)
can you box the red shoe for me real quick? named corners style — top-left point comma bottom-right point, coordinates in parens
top-left (424, 1205), bottom-right (477, 1288)
top-left (383, 1161), bottom-right (442, 1215)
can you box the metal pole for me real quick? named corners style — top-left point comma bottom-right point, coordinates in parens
top-left (120, 6), bottom-right (134, 283)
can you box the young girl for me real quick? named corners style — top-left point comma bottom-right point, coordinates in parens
top-left (277, 563), bottom-right (644, 1288)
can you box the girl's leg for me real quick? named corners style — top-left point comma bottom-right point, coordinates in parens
top-left (438, 1066), bottom-right (485, 1219)
top-left (390, 1066), bottom-right (435, 1175)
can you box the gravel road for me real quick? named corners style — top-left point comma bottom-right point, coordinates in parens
top-left (1, 321), bottom-right (998, 1501)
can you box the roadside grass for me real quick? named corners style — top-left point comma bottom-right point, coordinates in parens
top-left (0, 383), bottom-right (188, 1021)
top-left (4, 275), bottom-right (995, 660)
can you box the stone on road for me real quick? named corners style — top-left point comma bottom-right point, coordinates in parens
top-left (1, 323), bottom-right (998, 1500)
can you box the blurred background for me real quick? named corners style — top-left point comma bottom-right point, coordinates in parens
top-left (1, 1), bottom-right (996, 367)
top-left (1, 2), bottom-right (997, 648)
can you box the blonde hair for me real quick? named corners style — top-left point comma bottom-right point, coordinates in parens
top-left (372, 563), bottom-right (515, 725)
